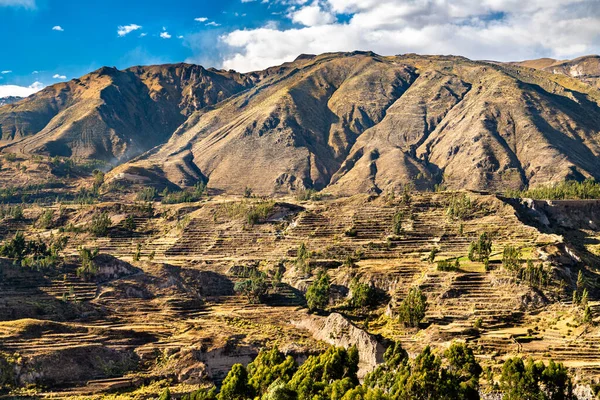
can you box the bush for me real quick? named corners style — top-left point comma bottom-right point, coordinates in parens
top-left (306, 270), bottom-right (330, 312)
top-left (88, 212), bottom-right (111, 236)
top-left (162, 182), bottom-right (207, 204)
top-left (295, 243), bottom-right (310, 273)
top-left (437, 258), bottom-right (459, 272)
top-left (246, 201), bottom-right (275, 225)
top-left (397, 287), bottom-right (427, 328)
top-left (0, 205), bottom-right (23, 220)
top-left (218, 364), bottom-right (253, 400)
top-left (124, 215), bottom-right (136, 231)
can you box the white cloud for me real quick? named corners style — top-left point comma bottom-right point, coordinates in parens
top-left (32, 70), bottom-right (39, 74)
top-left (217, 0), bottom-right (600, 72)
top-left (52, 25), bottom-right (64, 31)
top-left (177, 35), bottom-right (184, 39)
top-left (1, 70), bottom-right (12, 74)
top-left (160, 31), bottom-right (172, 39)
top-left (0, 0), bottom-right (35, 8)
top-left (139, 33), bottom-right (147, 37)
top-left (52, 74), bottom-right (66, 79)
top-left (117, 24), bottom-right (142, 37)
top-left (290, 3), bottom-right (335, 26)
top-left (0, 81), bottom-right (44, 98)
top-left (206, 21), bottom-right (221, 27)
top-left (194, 17), bottom-right (208, 22)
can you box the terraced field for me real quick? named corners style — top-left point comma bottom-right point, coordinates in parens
top-left (1, 191), bottom-right (599, 397)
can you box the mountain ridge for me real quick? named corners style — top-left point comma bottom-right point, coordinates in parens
top-left (2, 52), bottom-right (600, 195)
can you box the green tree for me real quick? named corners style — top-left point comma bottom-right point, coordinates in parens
top-left (234, 270), bottom-right (269, 304)
top-left (502, 245), bottom-right (521, 273)
top-left (392, 211), bottom-right (404, 235)
top-left (247, 348), bottom-right (297, 395)
top-left (468, 233), bottom-right (492, 263)
top-left (305, 270), bottom-right (330, 313)
top-left (158, 388), bottom-right (172, 400)
top-left (349, 278), bottom-right (377, 310)
top-left (218, 364), bottom-right (253, 400)
top-left (77, 247), bottom-right (99, 280)
top-left (499, 357), bottom-right (574, 400)
top-left (88, 212), bottom-right (111, 236)
top-left (397, 287), bottom-right (427, 328)
top-left (444, 342), bottom-right (482, 400)
top-left (295, 243), bottom-right (310, 273)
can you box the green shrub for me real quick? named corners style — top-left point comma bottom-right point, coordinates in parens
top-left (437, 258), bottom-right (459, 272)
top-left (246, 201), bottom-right (275, 225)
top-left (446, 193), bottom-right (474, 220)
top-left (234, 270), bottom-right (269, 303)
top-left (36, 209), bottom-right (54, 229)
top-left (392, 211), bottom-right (404, 235)
top-left (500, 358), bottom-right (574, 400)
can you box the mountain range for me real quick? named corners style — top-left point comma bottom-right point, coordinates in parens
top-left (1, 53), bottom-right (600, 195)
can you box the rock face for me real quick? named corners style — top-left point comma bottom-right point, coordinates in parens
top-left (512, 55), bottom-right (600, 88)
top-left (294, 312), bottom-right (386, 379)
top-left (3, 53), bottom-right (600, 194)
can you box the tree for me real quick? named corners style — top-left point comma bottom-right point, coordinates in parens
top-left (305, 270), bottom-right (330, 313)
top-left (502, 245), bottom-right (521, 273)
top-left (295, 243), bottom-right (310, 273)
top-left (397, 287), bottom-right (427, 328)
top-left (499, 357), bottom-right (575, 400)
top-left (0, 232), bottom-right (27, 262)
top-left (468, 233), bottom-right (492, 263)
top-left (77, 247), bottom-right (99, 280)
top-left (158, 388), bottom-right (171, 400)
top-left (124, 215), bottom-right (136, 231)
top-left (88, 212), bottom-right (111, 236)
top-left (444, 342), bottom-right (482, 399)
top-left (349, 278), bottom-right (377, 309)
top-left (584, 305), bottom-right (593, 325)
top-left (247, 348), bottom-right (297, 395)
top-left (234, 270), bottom-right (269, 303)
top-left (392, 211), bottom-right (404, 235)
top-left (218, 364), bottom-right (253, 400)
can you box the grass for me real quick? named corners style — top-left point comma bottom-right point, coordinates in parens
top-left (505, 180), bottom-right (600, 200)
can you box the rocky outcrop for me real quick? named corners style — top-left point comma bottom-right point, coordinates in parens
top-left (293, 312), bottom-right (386, 379)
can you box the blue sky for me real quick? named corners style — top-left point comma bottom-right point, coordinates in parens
top-left (1, 0), bottom-right (599, 97)
top-left (0, 0), bottom-right (288, 92)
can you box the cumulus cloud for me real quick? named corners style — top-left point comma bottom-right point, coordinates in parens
top-left (117, 24), bottom-right (142, 37)
top-left (194, 17), bottom-right (208, 22)
top-left (218, 0), bottom-right (600, 72)
top-left (52, 74), bottom-right (66, 79)
top-left (290, 2), bottom-right (335, 26)
top-left (52, 25), bottom-right (64, 31)
top-left (0, 81), bottom-right (44, 98)
top-left (160, 31), bottom-right (172, 39)
top-left (1, 70), bottom-right (12, 74)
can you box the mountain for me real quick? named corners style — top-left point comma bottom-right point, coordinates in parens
top-left (0, 96), bottom-right (23, 106)
top-left (511, 55), bottom-right (600, 88)
top-left (114, 52), bottom-right (600, 195)
top-left (0, 64), bottom-right (254, 162)
top-left (3, 52), bottom-right (600, 195)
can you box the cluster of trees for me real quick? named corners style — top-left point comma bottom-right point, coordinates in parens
top-left (446, 193), bottom-right (474, 220)
top-left (0, 205), bottom-right (23, 220)
top-left (172, 343), bottom-right (575, 400)
top-left (505, 179), bottom-right (600, 200)
top-left (0, 232), bottom-right (67, 269)
top-left (295, 243), bottom-right (311, 274)
top-left (162, 182), bottom-right (208, 205)
top-left (468, 233), bottom-right (492, 267)
top-left (392, 211), bottom-right (404, 236)
top-left (234, 269), bottom-right (270, 304)
top-left (573, 271), bottom-right (594, 324)
top-left (519, 260), bottom-right (550, 289)
top-left (76, 246), bottom-right (99, 280)
top-left (437, 258), bottom-right (460, 272)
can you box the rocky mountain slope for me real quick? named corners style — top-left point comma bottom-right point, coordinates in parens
top-left (0, 64), bottom-right (254, 162)
top-left (512, 55), bottom-right (600, 88)
top-left (116, 52), bottom-right (600, 195)
top-left (2, 52), bottom-right (600, 195)
top-left (0, 96), bottom-right (23, 106)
